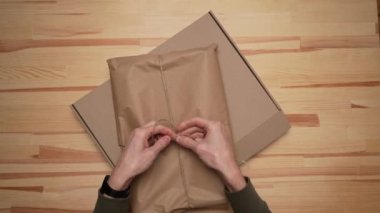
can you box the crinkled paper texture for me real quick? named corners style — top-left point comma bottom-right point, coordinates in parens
top-left (108, 44), bottom-right (233, 212)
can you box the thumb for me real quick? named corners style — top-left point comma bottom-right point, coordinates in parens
top-left (175, 135), bottom-right (198, 151)
top-left (149, 135), bottom-right (171, 155)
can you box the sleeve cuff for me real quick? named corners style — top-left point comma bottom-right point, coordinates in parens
top-left (93, 190), bottom-right (131, 213)
top-left (225, 176), bottom-right (271, 213)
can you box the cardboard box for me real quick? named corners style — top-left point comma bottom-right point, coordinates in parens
top-left (72, 11), bottom-right (290, 167)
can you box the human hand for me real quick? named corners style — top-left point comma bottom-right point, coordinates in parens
top-left (175, 117), bottom-right (246, 192)
top-left (108, 121), bottom-right (176, 191)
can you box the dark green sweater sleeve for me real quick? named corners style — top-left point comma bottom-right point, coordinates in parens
top-left (225, 177), bottom-right (271, 213)
top-left (94, 176), bottom-right (270, 213)
top-left (93, 191), bottom-right (131, 213)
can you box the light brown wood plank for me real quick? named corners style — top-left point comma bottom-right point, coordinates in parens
top-left (0, 0), bottom-right (379, 212)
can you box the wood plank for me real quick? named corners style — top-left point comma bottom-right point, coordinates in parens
top-left (0, 0), bottom-right (379, 212)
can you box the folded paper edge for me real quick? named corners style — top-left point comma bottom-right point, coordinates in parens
top-left (71, 104), bottom-right (116, 167)
top-left (236, 111), bottom-right (291, 164)
top-left (207, 10), bottom-right (283, 112)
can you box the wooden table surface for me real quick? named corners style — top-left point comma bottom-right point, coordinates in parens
top-left (0, 0), bottom-right (379, 212)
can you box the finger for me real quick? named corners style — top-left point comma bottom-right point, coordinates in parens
top-left (144, 124), bottom-right (176, 139)
top-left (178, 126), bottom-right (205, 136)
top-left (153, 125), bottom-right (176, 139)
top-left (148, 135), bottom-right (171, 155)
top-left (189, 132), bottom-right (205, 139)
top-left (195, 137), bottom-right (202, 142)
top-left (130, 121), bottom-right (156, 142)
top-left (175, 135), bottom-right (198, 151)
top-left (177, 117), bottom-right (210, 132)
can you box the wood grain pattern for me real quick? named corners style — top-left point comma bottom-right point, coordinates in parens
top-left (0, 0), bottom-right (379, 212)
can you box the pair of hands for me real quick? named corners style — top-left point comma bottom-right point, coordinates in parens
top-left (108, 117), bottom-right (246, 193)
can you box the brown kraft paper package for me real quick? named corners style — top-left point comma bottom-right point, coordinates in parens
top-left (108, 44), bottom-right (233, 212)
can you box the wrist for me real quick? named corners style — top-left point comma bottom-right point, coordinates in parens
top-left (220, 165), bottom-right (246, 192)
top-left (108, 170), bottom-right (134, 191)
top-left (100, 175), bottom-right (130, 199)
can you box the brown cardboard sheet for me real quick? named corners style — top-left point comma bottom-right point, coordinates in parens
top-left (72, 11), bottom-right (290, 167)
